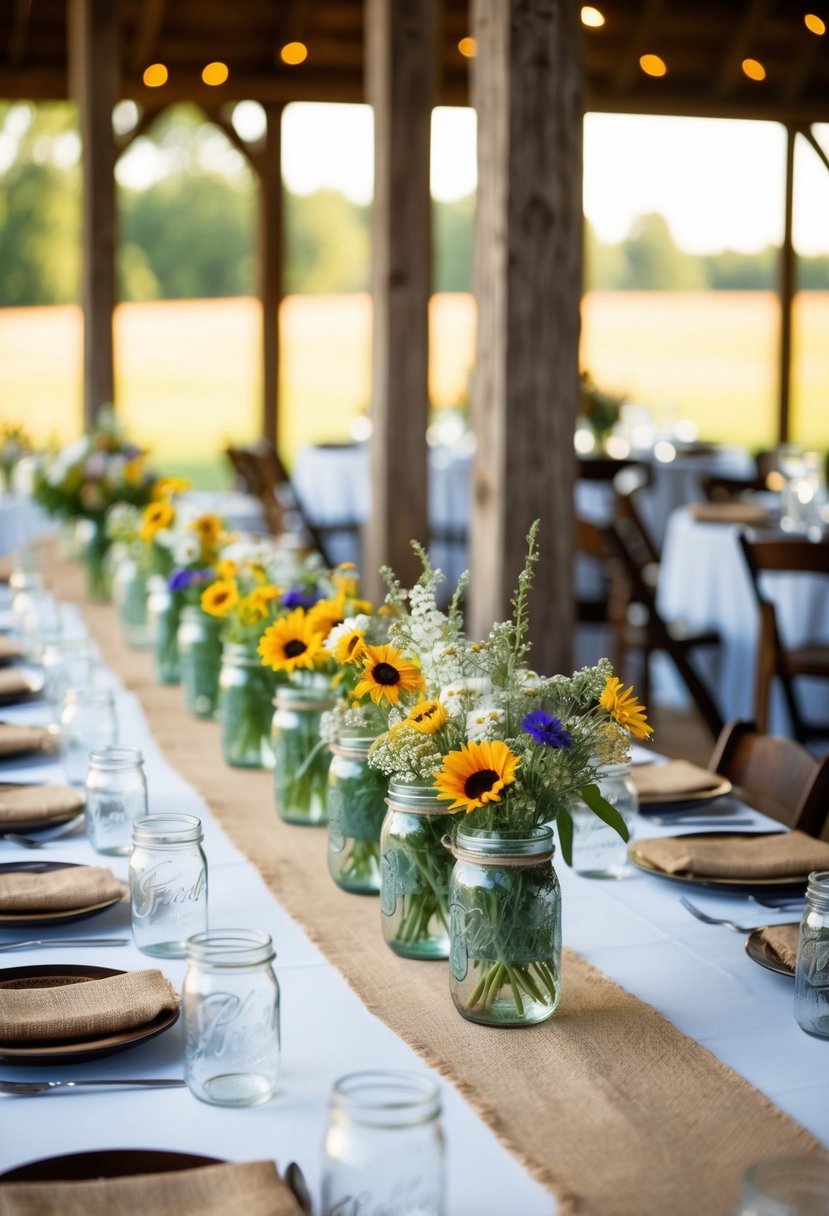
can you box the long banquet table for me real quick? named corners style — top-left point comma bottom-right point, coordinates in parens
top-left (1, 551), bottom-right (827, 1216)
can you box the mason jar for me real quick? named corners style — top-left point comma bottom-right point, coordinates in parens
top-left (178, 605), bottom-right (222, 719)
top-left (183, 929), bottom-right (280, 1108)
top-left (794, 870), bottom-right (829, 1040)
top-left (42, 638), bottom-right (97, 722)
top-left (129, 814), bottom-right (207, 957)
top-left (271, 682), bottom-right (334, 825)
top-left (218, 643), bottom-right (276, 769)
top-left (380, 781), bottom-right (455, 960)
top-left (448, 825), bottom-right (561, 1027)
top-left (112, 554), bottom-right (150, 649)
top-left (569, 763), bottom-right (638, 879)
top-left (327, 732), bottom-right (389, 895)
top-left (321, 1071), bottom-right (445, 1216)
top-left (147, 575), bottom-right (181, 685)
top-left (732, 1156), bottom-right (829, 1215)
top-left (19, 590), bottom-right (63, 662)
top-left (85, 747), bottom-right (148, 856)
top-left (60, 688), bottom-right (118, 788)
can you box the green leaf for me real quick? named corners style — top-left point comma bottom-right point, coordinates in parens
top-left (577, 783), bottom-right (630, 842)
top-left (556, 807), bottom-right (574, 867)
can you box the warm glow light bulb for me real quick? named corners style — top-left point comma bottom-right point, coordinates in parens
top-left (639, 53), bottom-right (667, 77)
top-left (581, 6), bottom-right (606, 28)
top-left (804, 13), bottom-right (826, 34)
top-left (458, 36), bottom-right (477, 58)
top-left (741, 57), bottom-right (766, 80)
top-left (142, 63), bottom-right (168, 87)
top-left (202, 61), bottom-right (229, 86)
top-left (280, 41), bottom-right (308, 65)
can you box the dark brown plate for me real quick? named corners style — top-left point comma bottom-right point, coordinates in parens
top-left (628, 832), bottom-right (809, 894)
top-left (0, 861), bottom-right (126, 928)
top-left (635, 775), bottom-right (733, 813)
top-left (0, 1149), bottom-right (222, 1182)
top-left (0, 965), bottom-right (179, 1065)
top-left (745, 925), bottom-right (797, 978)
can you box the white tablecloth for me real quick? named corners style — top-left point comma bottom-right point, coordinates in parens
top-left (0, 494), bottom-right (55, 557)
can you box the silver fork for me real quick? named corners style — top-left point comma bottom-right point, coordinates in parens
top-left (0, 1078), bottom-right (186, 1095)
top-left (649, 815), bottom-right (754, 827)
top-left (0, 938), bottom-right (128, 952)
top-left (679, 896), bottom-right (759, 933)
top-left (0, 815), bottom-right (85, 849)
top-left (749, 894), bottom-right (806, 912)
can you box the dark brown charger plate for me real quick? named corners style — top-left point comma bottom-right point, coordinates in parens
top-left (0, 965), bottom-right (179, 1064)
top-left (628, 831), bottom-right (810, 895)
top-left (745, 925), bottom-right (798, 978)
top-left (0, 861), bottom-right (127, 928)
top-left (635, 775), bottom-right (733, 814)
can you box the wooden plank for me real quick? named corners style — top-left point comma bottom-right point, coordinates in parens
top-left (611, 0), bottom-right (666, 96)
top-left (8, 0), bottom-right (32, 68)
top-left (115, 102), bottom-right (167, 155)
top-left (260, 103), bottom-right (283, 448)
top-left (129, 0), bottom-right (166, 75)
top-left (469, 0), bottom-right (583, 675)
top-left (714, 0), bottom-right (770, 98)
top-left (362, 0), bottom-right (436, 594)
top-left (781, 35), bottom-right (823, 105)
top-left (200, 103), bottom-right (266, 178)
top-left (68, 0), bottom-right (118, 428)
top-left (803, 124), bottom-right (829, 176)
top-left (777, 124), bottom-right (796, 445)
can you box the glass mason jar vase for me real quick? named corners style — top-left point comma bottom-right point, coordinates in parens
top-left (321, 1071), bottom-right (445, 1216)
top-left (178, 606), bottom-right (222, 719)
top-left (218, 643), bottom-right (277, 769)
top-left (569, 763), bottom-right (638, 879)
top-left (147, 576), bottom-right (181, 685)
top-left (794, 870), bottom-right (829, 1040)
top-left (83, 517), bottom-right (111, 603)
top-left (271, 682), bottom-right (334, 825)
top-left (129, 813), bottom-right (207, 957)
top-left (183, 929), bottom-right (280, 1108)
top-left (60, 689), bottom-right (118, 788)
top-left (327, 732), bottom-right (389, 895)
top-left (380, 781), bottom-right (455, 960)
top-left (85, 746), bottom-right (148, 856)
top-left (448, 825), bottom-right (562, 1027)
top-left (112, 554), bottom-right (150, 649)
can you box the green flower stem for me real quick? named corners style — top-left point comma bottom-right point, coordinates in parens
top-left (339, 839), bottom-right (380, 882)
top-left (465, 957), bottom-right (559, 1017)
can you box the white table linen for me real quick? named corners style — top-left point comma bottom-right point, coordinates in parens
top-left (0, 494), bottom-right (56, 557)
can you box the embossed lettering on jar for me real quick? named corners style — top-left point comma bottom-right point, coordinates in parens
top-left (794, 869), bottom-right (829, 1040)
top-left (129, 814), bottom-right (207, 958)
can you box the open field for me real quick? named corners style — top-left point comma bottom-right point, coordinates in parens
top-left (1, 292), bottom-right (827, 486)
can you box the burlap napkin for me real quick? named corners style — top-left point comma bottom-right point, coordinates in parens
top-left (0, 785), bottom-right (84, 826)
top-left (0, 1160), bottom-right (303, 1216)
top-left (632, 760), bottom-right (726, 801)
top-left (0, 637), bottom-right (22, 665)
top-left (0, 866), bottom-right (127, 913)
top-left (633, 830), bottom-right (829, 879)
top-left (0, 724), bottom-right (56, 760)
top-left (756, 922), bottom-right (800, 972)
top-left (0, 669), bottom-right (34, 699)
top-left (0, 969), bottom-right (178, 1044)
top-left (690, 501), bottom-right (769, 526)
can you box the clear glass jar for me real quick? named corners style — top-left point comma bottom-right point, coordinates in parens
top-left (147, 575), bottom-right (181, 685)
top-left (85, 746), bottom-right (148, 856)
top-left (327, 732), bottom-right (389, 895)
top-left (794, 870), bottom-right (829, 1040)
top-left (183, 929), bottom-right (280, 1108)
top-left (42, 638), bottom-right (97, 722)
top-left (60, 689), bottom-right (118, 788)
top-left (569, 763), bottom-right (638, 879)
top-left (733, 1155), bottom-right (829, 1215)
top-left (112, 554), bottom-right (150, 649)
top-left (84, 516), bottom-right (112, 603)
top-left (129, 814), bottom-right (207, 957)
top-left (218, 643), bottom-right (277, 769)
top-left (178, 606), bottom-right (222, 719)
top-left (19, 590), bottom-right (63, 662)
top-left (321, 1071), bottom-right (445, 1216)
top-left (380, 781), bottom-right (455, 960)
top-left (448, 825), bottom-right (562, 1027)
top-left (271, 682), bottom-right (334, 825)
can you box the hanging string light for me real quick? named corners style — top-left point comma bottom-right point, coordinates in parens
top-left (202, 62), bottom-right (229, 86)
top-left (142, 63), bottom-right (168, 87)
top-left (804, 13), bottom-right (826, 34)
top-left (639, 53), bottom-right (667, 77)
top-left (741, 58), bottom-right (767, 80)
top-left (458, 37), bottom-right (477, 58)
top-left (581, 7), bottom-right (606, 28)
top-left (280, 42), bottom-right (308, 65)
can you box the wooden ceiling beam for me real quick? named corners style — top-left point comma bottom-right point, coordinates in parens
top-left (586, 87), bottom-right (829, 126)
top-left (199, 102), bottom-right (266, 178)
top-left (610, 0), bottom-right (667, 96)
top-left (8, 0), bottom-right (32, 68)
top-left (274, 0), bottom-right (312, 66)
top-left (802, 123), bottom-right (829, 176)
top-left (130, 0), bottom-right (166, 75)
top-left (114, 102), bottom-right (168, 156)
top-left (780, 31), bottom-right (822, 104)
top-left (713, 0), bottom-right (770, 99)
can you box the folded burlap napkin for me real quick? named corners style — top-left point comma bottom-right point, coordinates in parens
top-left (0, 785), bottom-right (84, 825)
top-left (0, 969), bottom-right (178, 1044)
top-left (0, 1160), bottom-right (302, 1216)
top-left (632, 759), bottom-right (725, 801)
top-left (690, 501), bottom-right (769, 526)
top-left (0, 669), bottom-right (33, 699)
top-left (633, 830), bottom-right (829, 879)
top-left (0, 724), bottom-right (55, 759)
top-left (756, 923), bottom-right (799, 972)
top-left (0, 866), bottom-right (127, 913)
top-left (0, 637), bottom-right (22, 665)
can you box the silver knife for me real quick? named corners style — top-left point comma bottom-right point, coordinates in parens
top-left (0, 1078), bottom-right (186, 1095)
top-left (0, 938), bottom-right (129, 952)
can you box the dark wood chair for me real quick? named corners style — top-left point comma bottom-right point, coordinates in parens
top-left (737, 534), bottom-right (829, 744)
top-left (709, 718), bottom-right (829, 837)
top-left (700, 473), bottom-right (769, 503)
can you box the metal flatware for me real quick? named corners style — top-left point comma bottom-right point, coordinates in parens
top-left (0, 1078), bottom-right (186, 1095)
top-left (679, 896), bottom-right (759, 934)
top-left (749, 894), bottom-right (806, 912)
top-left (649, 815), bottom-right (755, 828)
top-left (1, 815), bottom-right (85, 849)
top-left (0, 938), bottom-right (129, 952)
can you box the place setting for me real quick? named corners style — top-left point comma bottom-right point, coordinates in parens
top-left (627, 828), bottom-right (829, 895)
top-left (0, 784), bottom-right (86, 845)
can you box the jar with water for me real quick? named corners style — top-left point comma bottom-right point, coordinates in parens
top-left (793, 870), bottom-right (829, 1040)
top-left (569, 763), bottom-right (638, 879)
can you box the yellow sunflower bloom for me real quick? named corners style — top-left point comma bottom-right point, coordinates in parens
top-left (215, 559), bottom-right (238, 581)
top-left (238, 584), bottom-right (280, 624)
top-left (434, 739), bottom-right (521, 814)
top-left (123, 457), bottom-right (145, 485)
top-left (334, 627), bottom-right (367, 666)
top-left (139, 499), bottom-right (175, 543)
top-left (152, 476), bottom-right (191, 499)
top-left (406, 699), bottom-right (448, 735)
top-left (306, 598), bottom-right (344, 638)
top-left (352, 643), bottom-right (425, 706)
top-left (201, 579), bottom-right (239, 618)
top-left (188, 513), bottom-right (223, 547)
top-left (599, 676), bottom-right (653, 740)
top-left (258, 609), bottom-right (324, 674)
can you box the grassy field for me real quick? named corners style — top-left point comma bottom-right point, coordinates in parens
top-left (2, 292), bottom-right (827, 486)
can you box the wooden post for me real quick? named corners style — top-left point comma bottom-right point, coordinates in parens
top-left (363, 0), bottom-right (435, 593)
top-left (260, 103), bottom-right (283, 448)
top-left (778, 124), bottom-right (796, 445)
top-left (469, 0), bottom-right (584, 674)
top-left (68, 0), bottom-right (118, 428)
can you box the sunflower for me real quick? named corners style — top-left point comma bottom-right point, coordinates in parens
top-left (258, 609), bottom-right (323, 674)
top-left (152, 476), bottom-right (191, 499)
top-left (599, 676), bottom-right (653, 740)
top-left (433, 739), bottom-right (521, 814)
top-left (352, 643), bottom-right (426, 706)
top-left (406, 699), bottom-right (448, 735)
top-left (188, 513), bottom-right (223, 548)
top-left (201, 579), bottom-right (239, 617)
top-left (334, 627), bottom-right (367, 666)
top-left (139, 499), bottom-right (175, 543)
top-left (215, 558), bottom-right (238, 581)
top-left (306, 598), bottom-right (344, 638)
top-left (238, 584), bottom-right (280, 625)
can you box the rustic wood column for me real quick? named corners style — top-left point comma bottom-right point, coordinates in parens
top-left (260, 103), bottom-right (283, 448)
top-left (469, 0), bottom-right (583, 674)
top-left (777, 124), bottom-right (796, 445)
top-left (363, 0), bottom-right (436, 593)
top-left (68, 0), bottom-right (118, 428)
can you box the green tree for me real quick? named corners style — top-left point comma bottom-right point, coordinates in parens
top-left (433, 193), bottom-right (474, 292)
top-left (284, 189), bottom-right (370, 294)
top-left (621, 212), bottom-right (707, 291)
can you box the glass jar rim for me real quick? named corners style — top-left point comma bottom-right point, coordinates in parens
top-left (221, 641), bottom-right (262, 664)
top-left (455, 824), bottom-right (554, 857)
top-left (133, 813), bottom-right (203, 845)
top-left (806, 870), bottom-right (829, 910)
top-left (335, 730), bottom-right (379, 754)
top-left (88, 746), bottom-right (144, 768)
top-left (387, 779), bottom-right (446, 811)
top-left (273, 685), bottom-right (335, 708)
top-left (62, 688), bottom-right (114, 706)
top-left (186, 928), bottom-right (275, 967)
top-left (741, 1155), bottom-right (829, 1211)
top-left (331, 1070), bottom-right (441, 1127)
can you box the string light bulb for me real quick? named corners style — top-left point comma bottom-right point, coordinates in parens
top-left (280, 41), bottom-right (308, 65)
top-left (458, 36), bottom-right (477, 58)
top-left (639, 53), bottom-right (667, 77)
top-left (581, 6), bottom-right (606, 27)
top-left (804, 13), bottom-right (826, 34)
top-left (142, 63), bottom-right (168, 87)
top-left (202, 61), bottom-right (229, 86)
top-left (741, 58), bottom-right (766, 80)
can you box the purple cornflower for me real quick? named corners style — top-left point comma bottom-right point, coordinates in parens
top-left (168, 569), bottom-right (195, 593)
top-left (522, 709), bottom-right (573, 750)
top-left (282, 587), bottom-right (319, 610)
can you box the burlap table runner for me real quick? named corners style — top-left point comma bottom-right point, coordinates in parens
top-left (690, 501), bottom-right (770, 525)
top-left (0, 784), bottom-right (84, 825)
top-left (0, 866), bottom-right (127, 913)
top-left (50, 548), bottom-right (824, 1216)
top-left (633, 830), bottom-right (829, 879)
top-left (757, 923), bottom-right (800, 972)
top-left (631, 758), bottom-right (725, 800)
top-left (0, 969), bottom-right (178, 1044)
top-left (0, 669), bottom-right (33, 699)
top-left (0, 1160), bottom-right (302, 1216)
